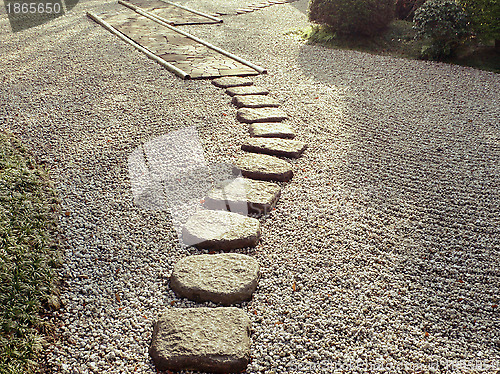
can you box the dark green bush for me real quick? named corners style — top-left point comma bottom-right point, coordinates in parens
top-left (413, 0), bottom-right (471, 59)
top-left (395, 0), bottom-right (426, 20)
top-left (308, 0), bottom-right (396, 37)
top-left (457, 0), bottom-right (500, 46)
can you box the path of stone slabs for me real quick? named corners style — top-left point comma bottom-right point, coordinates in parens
top-left (148, 76), bottom-right (307, 373)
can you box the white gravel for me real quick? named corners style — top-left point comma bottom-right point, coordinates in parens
top-left (1, 0), bottom-right (499, 373)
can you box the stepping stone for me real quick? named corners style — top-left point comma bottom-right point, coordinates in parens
top-left (242, 138), bottom-right (307, 158)
top-left (234, 153), bottom-right (293, 182)
top-left (204, 177), bottom-right (281, 216)
top-left (212, 76), bottom-right (253, 88)
top-left (232, 94), bottom-right (280, 108)
top-left (170, 253), bottom-right (260, 305)
top-left (150, 307), bottom-right (251, 373)
top-left (237, 107), bottom-right (288, 123)
top-left (249, 122), bottom-right (295, 139)
top-left (226, 86), bottom-right (269, 96)
top-left (182, 210), bottom-right (260, 250)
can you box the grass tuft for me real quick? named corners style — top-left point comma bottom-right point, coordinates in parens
top-left (0, 131), bottom-right (62, 374)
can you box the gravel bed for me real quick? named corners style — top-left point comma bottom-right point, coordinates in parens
top-left (1, 0), bottom-right (499, 373)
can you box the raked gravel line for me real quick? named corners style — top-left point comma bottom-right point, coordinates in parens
top-left (1, 0), bottom-right (500, 372)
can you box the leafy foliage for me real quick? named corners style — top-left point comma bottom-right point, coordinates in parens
top-left (413, 0), bottom-right (471, 59)
top-left (395, 0), bottom-right (426, 20)
top-left (457, 0), bottom-right (500, 43)
top-left (308, 0), bottom-right (396, 37)
top-left (0, 131), bottom-right (61, 374)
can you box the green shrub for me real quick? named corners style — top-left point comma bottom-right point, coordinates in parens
top-left (413, 0), bottom-right (471, 59)
top-left (395, 0), bottom-right (426, 20)
top-left (308, 0), bottom-right (396, 37)
top-left (457, 0), bottom-right (500, 46)
top-left (0, 131), bottom-right (61, 374)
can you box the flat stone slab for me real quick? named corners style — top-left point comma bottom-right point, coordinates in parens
top-left (234, 153), bottom-right (293, 182)
top-left (249, 122), bottom-right (295, 139)
top-left (237, 107), bottom-right (288, 123)
top-left (182, 210), bottom-right (260, 249)
top-left (212, 76), bottom-right (253, 88)
top-left (170, 253), bottom-right (260, 305)
top-left (204, 177), bottom-right (281, 216)
top-left (150, 307), bottom-right (251, 373)
top-left (226, 86), bottom-right (269, 96)
top-left (242, 138), bottom-right (307, 158)
top-left (232, 95), bottom-right (280, 108)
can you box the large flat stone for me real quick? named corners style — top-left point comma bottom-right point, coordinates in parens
top-left (182, 210), bottom-right (260, 249)
top-left (204, 177), bottom-right (281, 216)
top-left (234, 153), bottom-right (293, 182)
top-left (212, 76), bottom-right (253, 88)
top-left (242, 138), bottom-right (307, 158)
top-left (232, 95), bottom-right (280, 108)
top-left (226, 86), bottom-right (269, 96)
top-left (249, 122), bottom-right (295, 139)
top-left (237, 107), bottom-right (288, 123)
top-left (170, 253), bottom-right (260, 305)
top-left (150, 307), bottom-right (251, 373)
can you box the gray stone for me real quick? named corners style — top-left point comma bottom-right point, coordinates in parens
top-left (234, 153), bottom-right (293, 182)
top-left (150, 307), bottom-right (251, 373)
top-left (170, 253), bottom-right (260, 305)
top-left (242, 138), bottom-right (307, 158)
top-left (204, 177), bottom-right (281, 216)
top-left (182, 210), bottom-right (260, 249)
top-left (249, 122), bottom-right (295, 139)
top-left (212, 76), bottom-right (253, 88)
top-left (226, 86), bottom-right (269, 96)
top-left (232, 94), bottom-right (280, 108)
top-left (237, 107), bottom-right (288, 123)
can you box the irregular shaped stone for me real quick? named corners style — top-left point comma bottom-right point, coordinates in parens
top-left (150, 307), bottom-right (251, 373)
top-left (212, 76), bottom-right (253, 88)
top-left (170, 253), bottom-right (260, 305)
top-left (249, 122), bottom-right (295, 139)
top-left (226, 86), bottom-right (269, 96)
top-left (242, 138), bottom-right (307, 158)
top-left (237, 107), bottom-right (288, 123)
top-left (232, 94), bottom-right (280, 108)
top-left (234, 153), bottom-right (293, 182)
top-left (182, 210), bottom-right (260, 249)
top-left (205, 177), bottom-right (281, 216)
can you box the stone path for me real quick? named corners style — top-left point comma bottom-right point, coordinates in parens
top-left (170, 253), bottom-right (260, 305)
top-left (125, 0), bottom-right (222, 25)
top-left (149, 307), bottom-right (251, 373)
top-left (90, 4), bottom-right (306, 372)
top-left (212, 0), bottom-right (289, 16)
top-left (149, 72), bottom-right (307, 373)
top-left (89, 5), bottom-right (265, 78)
top-left (232, 94), bottom-right (280, 108)
top-left (248, 122), bottom-right (295, 138)
top-left (204, 177), bottom-right (281, 216)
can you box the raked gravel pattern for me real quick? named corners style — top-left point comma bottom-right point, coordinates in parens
top-left (1, 0), bottom-right (500, 372)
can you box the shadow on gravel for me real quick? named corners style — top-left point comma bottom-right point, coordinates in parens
top-left (296, 44), bottom-right (500, 368)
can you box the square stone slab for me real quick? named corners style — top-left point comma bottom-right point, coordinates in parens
top-left (249, 122), bottom-right (295, 139)
top-left (182, 210), bottom-right (260, 249)
top-left (170, 253), bottom-right (260, 305)
top-left (204, 177), bottom-right (281, 216)
top-left (237, 107), bottom-right (288, 123)
top-left (212, 76), bottom-right (253, 88)
top-left (150, 307), bottom-right (251, 373)
top-left (232, 95), bottom-right (280, 108)
top-left (241, 138), bottom-right (307, 158)
top-left (226, 86), bottom-right (269, 96)
top-left (234, 153), bottom-right (293, 182)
